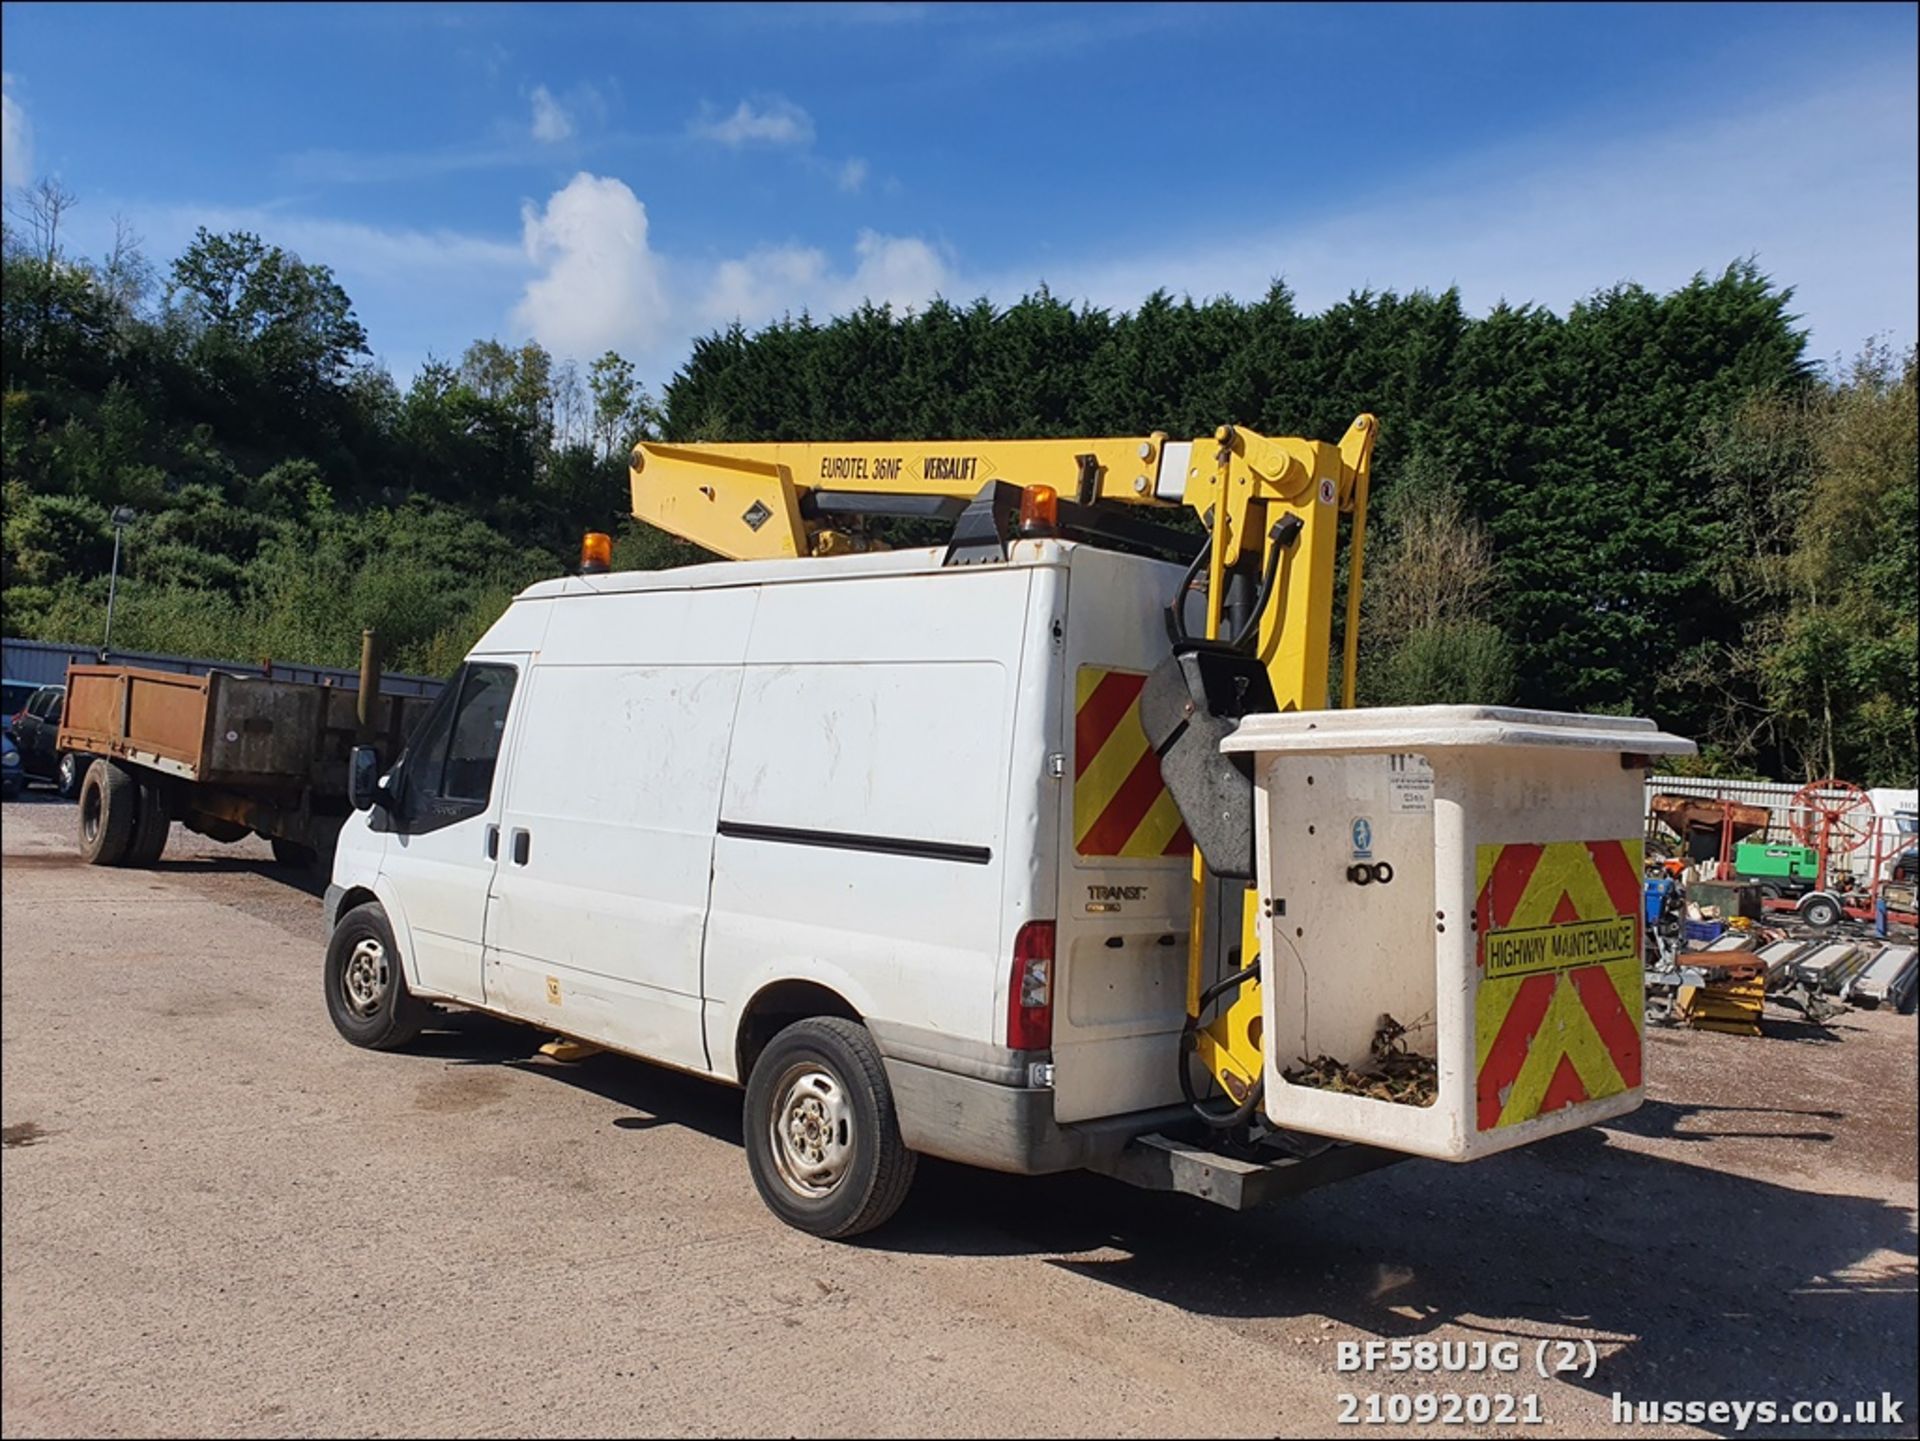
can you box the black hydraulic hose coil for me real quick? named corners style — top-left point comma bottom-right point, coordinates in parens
top-left (1179, 958), bottom-right (1265, 1129)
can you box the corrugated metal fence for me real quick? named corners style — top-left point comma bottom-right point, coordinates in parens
top-left (2, 637), bottom-right (446, 699)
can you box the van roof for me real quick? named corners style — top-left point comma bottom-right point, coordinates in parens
top-left (515, 538), bottom-right (1137, 602)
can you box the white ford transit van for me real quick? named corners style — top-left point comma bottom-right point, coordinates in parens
top-left (325, 539), bottom-right (1214, 1236)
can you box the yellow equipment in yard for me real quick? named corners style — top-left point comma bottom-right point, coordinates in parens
top-left (630, 416), bottom-right (1379, 1118)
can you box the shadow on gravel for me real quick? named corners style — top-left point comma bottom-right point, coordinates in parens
top-left (902, 1133), bottom-right (1915, 1439)
top-left (411, 1009), bottom-right (744, 1147)
top-left (146, 856), bottom-right (329, 897)
top-left (405, 1011), bottom-right (1915, 1439)
top-left (1, 789), bottom-right (72, 807)
top-left (1612, 1097), bottom-right (1840, 1144)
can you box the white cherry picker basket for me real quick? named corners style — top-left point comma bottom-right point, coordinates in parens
top-left (1223, 705), bottom-right (1695, 1162)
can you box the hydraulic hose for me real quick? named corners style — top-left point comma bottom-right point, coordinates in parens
top-left (1163, 537), bottom-right (1212, 647)
top-left (1178, 957), bottom-right (1265, 1129)
top-left (1167, 516), bottom-right (1302, 653)
top-left (1227, 530), bottom-right (1286, 652)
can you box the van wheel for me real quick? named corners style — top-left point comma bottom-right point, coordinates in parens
top-left (57, 751), bottom-right (86, 799)
top-left (743, 1018), bottom-right (917, 1239)
top-left (124, 777), bottom-right (172, 867)
top-left (77, 760), bottom-right (136, 866)
top-left (324, 902), bottom-right (429, 1050)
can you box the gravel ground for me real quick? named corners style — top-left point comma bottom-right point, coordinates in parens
top-left (2, 790), bottom-right (1915, 1439)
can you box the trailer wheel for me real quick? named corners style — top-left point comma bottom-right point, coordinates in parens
top-left (324, 902), bottom-right (429, 1051)
top-left (1799, 894), bottom-right (1842, 929)
top-left (124, 777), bottom-right (172, 867)
top-left (743, 1017), bottom-right (917, 1239)
top-left (77, 760), bottom-right (137, 866)
top-left (56, 751), bottom-right (86, 800)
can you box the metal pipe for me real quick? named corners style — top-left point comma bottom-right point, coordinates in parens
top-left (102, 524), bottom-right (126, 659)
top-left (356, 629), bottom-right (382, 741)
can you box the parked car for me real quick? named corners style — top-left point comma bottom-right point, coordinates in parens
top-left (2, 732), bottom-right (22, 799)
top-left (2, 677), bottom-right (40, 736)
top-left (11, 683), bottom-right (84, 796)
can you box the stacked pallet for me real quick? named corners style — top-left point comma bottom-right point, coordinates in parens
top-left (1674, 957), bottom-right (1767, 1036)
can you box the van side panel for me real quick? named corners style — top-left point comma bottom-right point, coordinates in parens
top-left (702, 569), bottom-right (1034, 1080)
top-left (481, 588), bottom-right (757, 1074)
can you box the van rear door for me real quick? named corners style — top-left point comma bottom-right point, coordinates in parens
top-left (1049, 546), bottom-right (1193, 1124)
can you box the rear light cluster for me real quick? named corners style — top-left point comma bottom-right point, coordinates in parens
top-left (1006, 920), bottom-right (1055, 1051)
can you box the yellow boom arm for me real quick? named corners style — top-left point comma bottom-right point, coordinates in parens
top-left (628, 416), bottom-right (1380, 1105)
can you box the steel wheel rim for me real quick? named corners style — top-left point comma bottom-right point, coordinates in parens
top-left (769, 1062), bottom-right (854, 1199)
top-left (60, 754), bottom-right (77, 789)
top-left (81, 783), bottom-right (101, 843)
top-left (341, 937), bottom-right (391, 1018)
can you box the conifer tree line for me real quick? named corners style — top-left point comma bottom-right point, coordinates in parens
top-left (3, 179), bottom-right (1913, 784)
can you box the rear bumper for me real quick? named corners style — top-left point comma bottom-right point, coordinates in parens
top-left (881, 1056), bottom-right (1192, 1176)
top-left (880, 1056), bottom-right (1413, 1206)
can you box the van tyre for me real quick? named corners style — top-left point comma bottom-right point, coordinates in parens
top-left (324, 902), bottom-right (429, 1051)
top-left (57, 751), bottom-right (86, 799)
top-left (77, 760), bottom-right (137, 866)
top-left (124, 776), bottom-right (171, 867)
top-left (744, 1017), bottom-right (917, 1239)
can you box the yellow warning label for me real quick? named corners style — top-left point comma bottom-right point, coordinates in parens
top-left (1484, 918), bottom-right (1639, 979)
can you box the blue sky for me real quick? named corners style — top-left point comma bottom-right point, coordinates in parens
top-left (3, 2), bottom-right (1915, 389)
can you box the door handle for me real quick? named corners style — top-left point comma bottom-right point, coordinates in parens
top-left (511, 828), bottom-right (531, 866)
top-left (485, 824), bottom-right (499, 860)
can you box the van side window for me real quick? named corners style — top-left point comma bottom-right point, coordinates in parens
top-left (442, 665), bottom-right (515, 803)
top-left (396, 662), bottom-right (517, 831)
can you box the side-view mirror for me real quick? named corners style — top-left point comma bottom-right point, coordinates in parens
top-left (349, 746), bottom-right (387, 811)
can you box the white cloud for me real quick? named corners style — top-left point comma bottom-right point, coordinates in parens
top-left (2, 73), bottom-right (32, 190)
top-left (530, 85), bottom-right (573, 143)
top-left (158, 206), bottom-right (524, 280)
top-left (107, 54), bottom-right (1913, 400)
top-left (689, 96), bottom-right (815, 148)
top-left (701, 229), bottom-right (950, 330)
top-left (836, 157), bottom-right (869, 193)
top-left (511, 172), bottom-right (671, 358)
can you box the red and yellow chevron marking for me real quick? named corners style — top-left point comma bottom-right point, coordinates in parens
top-left (1474, 838), bottom-right (1643, 1132)
top-left (1074, 667), bottom-right (1193, 859)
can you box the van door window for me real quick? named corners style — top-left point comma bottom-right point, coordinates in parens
top-left (398, 663), bottom-right (517, 833)
top-left (442, 665), bottom-right (514, 803)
